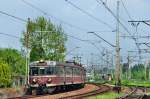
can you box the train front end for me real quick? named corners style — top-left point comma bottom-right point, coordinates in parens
top-left (27, 60), bottom-right (57, 94)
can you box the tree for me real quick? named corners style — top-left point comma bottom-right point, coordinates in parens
top-left (0, 59), bottom-right (11, 87)
top-left (122, 63), bottom-right (129, 79)
top-left (0, 48), bottom-right (26, 75)
top-left (30, 45), bottom-right (46, 61)
top-left (21, 17), bottom-right (67, 62)
top-left (146, 66), bottom-right (149, 80)
top-left (131, 64), bottom-right (145, 80)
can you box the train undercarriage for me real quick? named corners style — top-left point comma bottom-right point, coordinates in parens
top-left (25, 83), bottom-right (85, 95)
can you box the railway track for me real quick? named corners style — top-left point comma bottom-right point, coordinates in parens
top-left (7, 84), bottom-right (111, 99)
top-left (62, 85), bottom-right (111, 99)
top-left (118, 87), bottom-right (147, 99)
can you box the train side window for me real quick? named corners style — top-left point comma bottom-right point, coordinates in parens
top-left (74, 68), bottom-right (76, 75)
top-left (60, 67), bottom-right (64, 75)
top-left (65, 67), bottom-right (72, 75)
top-left (55, 66), bottom-right (64, 75)
top-left (75, 68), bottom-right (77, 76)
top-left (80, 69), bottom-right (82, 75)
top-left (75, 68), bottom-right (78, 75)
top-left (73, 68), bottom-right (76, 76)
top-left (74, 67), bottom-right (79, 76)
top-left (46, 67), bottom-right (55, 75)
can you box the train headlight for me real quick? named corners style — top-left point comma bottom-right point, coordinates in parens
top-left (32, 78), bottom-right (37, 84)
top-left (47, 78), bottom-right (52, 83)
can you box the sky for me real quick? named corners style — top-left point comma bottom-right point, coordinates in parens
top-left (0, 0), bottom-right (150, 67)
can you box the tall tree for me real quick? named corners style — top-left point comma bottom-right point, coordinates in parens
top-left (21, 17), bottom-right (67, 62)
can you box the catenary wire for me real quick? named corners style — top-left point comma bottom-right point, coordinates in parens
top-left (0, 10), bottom-right (27, 22)
top-left (21, 0), bottom-right (88, 31)
top-left (65, 0), bottom-right (114, 30)
top-left (0, 32), bottom-right (20, 39)
top-left (96, 0), bottom-right (135, 39)
top-left (120, 0), bottom-right (133, 20)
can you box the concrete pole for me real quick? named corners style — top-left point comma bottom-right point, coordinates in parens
top-left (127, 52), bottom-right (131, 79)
top-left (25, 18), bottom-right (30, 85)
top-left (115, 1), bottom-right (121, 86)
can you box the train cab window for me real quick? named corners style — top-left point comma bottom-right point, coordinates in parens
top-left (39, 67), bottom-right (45, 75)
top-left (30, 67), bottom-right (38, 76)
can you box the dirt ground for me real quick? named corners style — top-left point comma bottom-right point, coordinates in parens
top-left (0, 87), bottom-right (24, 99)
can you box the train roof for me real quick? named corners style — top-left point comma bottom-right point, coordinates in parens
top-left (29, 60), bottom-right (84, 68)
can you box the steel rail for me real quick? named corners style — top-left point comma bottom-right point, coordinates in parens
top-left (62, 84), bottom-right (111, 99)
top-left (118, 87), bottom-right (146, 99)
top-left (7, 84), bottom-right (111, 99)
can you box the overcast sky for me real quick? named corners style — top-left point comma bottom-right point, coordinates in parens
top-left (0, 0), bottom-right (150, 65)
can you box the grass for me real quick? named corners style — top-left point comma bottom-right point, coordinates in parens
top-left (91, 79), bottom-right (150, 87)
top-left (87, 92), bottom-right (124, 99)
top-left (121, 79), bottom-right (150, 87)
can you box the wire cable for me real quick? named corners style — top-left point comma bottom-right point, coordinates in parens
top-left (96, 0), bottom-right (135, 39)
top-left (0, 32), bottom-right (20, 39)
top-left (65, 33), bottom-right (106, 53)
top-left (21, 0), bottom-right (88, 31)
top-left (0, 10), bottom-right (27, 22)
top-left (120, 0), bottom-right (132, 20)
top-left (65, 0), bottom-right (114, 30)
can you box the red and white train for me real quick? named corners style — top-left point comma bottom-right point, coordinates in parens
top-left (26, 60), bottom-right (86, 94)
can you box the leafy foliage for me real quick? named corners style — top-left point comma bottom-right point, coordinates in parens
top-left (131, 64), bottom-right (145, 80)
top-left (146, 66), bottom-right (149, 80)
top-left (0, 59), bottom-right (12, 87)
top-left (0, 48), bottom-right (26, 75)
top-left (21, 16), bottom-right (67, 62)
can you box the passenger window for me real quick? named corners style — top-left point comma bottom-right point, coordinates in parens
top-left (46, 67), bottom-right (55, 75)
top-left (55, 66), bottom-right (64, 75)
top-left (65, 67), bottom-right (72, 75)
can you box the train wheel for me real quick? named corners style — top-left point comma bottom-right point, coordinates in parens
top-left (32, 89), bottom-right (37, 95)
top-left (63, 85), bottom-right (66, 91)
top-left (42, 88), bottom-right (47, 94)
top-left (36, 86), bottom-right (46, 95)
top-left (25, 87), bottom-right (32, 95)
top-left (81, 84), bottom-right (85, 88)
top-left (47, 87), bottom-right (56, 94)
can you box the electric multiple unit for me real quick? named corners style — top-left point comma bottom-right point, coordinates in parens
top-left (27, 60), bottom-right (86, 94)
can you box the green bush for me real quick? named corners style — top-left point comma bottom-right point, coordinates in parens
top-left (0, 59), bottom-right (12, 87)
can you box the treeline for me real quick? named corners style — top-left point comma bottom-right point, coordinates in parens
top-left (122, 63), bottom-right (149, 80)
top-left (0, 48), bottom-right (25, 87)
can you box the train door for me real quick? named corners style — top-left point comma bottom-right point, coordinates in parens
top-left (64, 66), bottom-right (66, 85)
top-left (72, 67), bottom-right (73, 84)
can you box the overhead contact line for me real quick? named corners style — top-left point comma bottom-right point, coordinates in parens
top-left (21, 0), bottom-right (88, 31)
top-left (65, 0), bottom-right (114, 30)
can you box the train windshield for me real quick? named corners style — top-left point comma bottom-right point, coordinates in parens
top-left (39, 67), bottom-right (45, 75)
top-left (30, 66), bottom-right (55, 76)
top-left (30, 67), bottom-right (38, 76)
